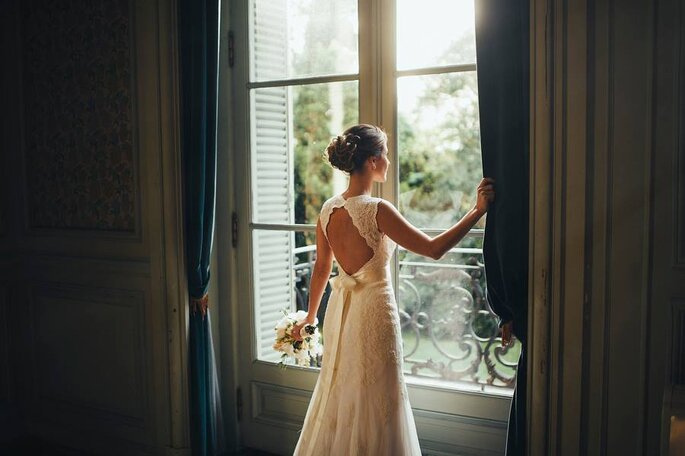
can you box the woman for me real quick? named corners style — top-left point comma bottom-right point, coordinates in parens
top-left (291, 124), bottom-right (497, 455)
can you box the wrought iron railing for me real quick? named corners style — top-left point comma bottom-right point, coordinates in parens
top-left (292, 244), bottom-right (519, 390)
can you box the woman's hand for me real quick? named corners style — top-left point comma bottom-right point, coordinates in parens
top-left (501, 321), bottom-right (514, 347)
top-left (291, 315), bottom-right (316, 342)
top-left (474, 177), bottom-right (496, 215)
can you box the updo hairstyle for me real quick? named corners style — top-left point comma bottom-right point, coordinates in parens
top-left (324, 124), bottom-right (387, 174)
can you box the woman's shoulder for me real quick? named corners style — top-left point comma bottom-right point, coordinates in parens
top-left (373, 196), bottom-right (396, 209)
top-left (319, 194), bottom-right (344, 218)
top-left (319, 193), bottom-right (394, 211)
top-left (321, 194), bottom-right (342, 209)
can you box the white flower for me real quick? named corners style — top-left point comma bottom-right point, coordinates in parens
top-left (272, 309), bottom-right (323, 366)
top-left (282, 343), bottom-right (295, 357)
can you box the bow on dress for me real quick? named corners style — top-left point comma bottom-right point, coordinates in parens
top-left (330, 273), bottom-right (358, 291)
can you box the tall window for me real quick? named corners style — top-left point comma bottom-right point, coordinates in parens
top-left (246, 0), bottom-right (518, 392)
top-left (248, 0), bottom-right (359, 363)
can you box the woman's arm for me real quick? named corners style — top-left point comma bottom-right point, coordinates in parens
top-left (377, 178), bottom-right (495, 260)
top-left (292, 218), bottom-right (333, 340)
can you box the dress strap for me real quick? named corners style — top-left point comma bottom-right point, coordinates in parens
top-left (343, 195), bottom-right (382, 250)
top-left (318, 197), bottom-right (337, 241)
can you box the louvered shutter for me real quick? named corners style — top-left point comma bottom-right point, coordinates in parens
top-left (251, 0), bottom-right (294, 362)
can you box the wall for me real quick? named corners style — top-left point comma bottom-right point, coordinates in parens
top-left (0, 0), bottom-right (189, 454)
top-left (528, 0), bottom-right (685, 454)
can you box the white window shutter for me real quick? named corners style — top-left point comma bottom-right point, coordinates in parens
top-left (251, 0), bottom-right (293, 362)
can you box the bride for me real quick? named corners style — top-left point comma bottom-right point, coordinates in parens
top-left (290, 124), bottom-right (495, 455)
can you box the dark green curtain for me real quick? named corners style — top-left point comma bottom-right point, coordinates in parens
top-left (474, 1), bottom-right (529, 455)
top-left (178, 0), bottom-right (223, 454)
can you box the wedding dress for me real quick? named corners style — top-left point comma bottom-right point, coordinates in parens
top-left (293, 194), bottom-right (422, 456)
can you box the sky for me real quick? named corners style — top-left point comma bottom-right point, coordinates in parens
top-left (255, 0), bottom-right (478, 139)
top-left (284, 0), bottom-right (476, 73)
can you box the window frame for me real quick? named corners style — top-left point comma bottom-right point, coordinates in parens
top-left (226, 0), bottom-right (514, 452)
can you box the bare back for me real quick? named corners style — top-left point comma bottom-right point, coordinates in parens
top-left (319, 194), bottom-right (391, 277)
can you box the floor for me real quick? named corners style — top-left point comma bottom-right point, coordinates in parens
top-left (0, 438), bottom-right (281, 456)
top-left (0, 438), bottom-right (85, 456)
top-left (671, 415), bottom-right (685, 455)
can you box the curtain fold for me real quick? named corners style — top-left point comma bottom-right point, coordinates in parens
top-left (474, 1), bottom-right (529, 455)
top-left (178, 0), bottom-right (223, 454)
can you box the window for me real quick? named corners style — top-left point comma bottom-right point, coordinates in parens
top-left (394, 0), bottom-right (520, 389)
top-left (241, 0), bottom-right (518, 390)
top-left (248, 0), bottom-right (360, 363)
top-left (248, 0), bottom-right (519, 388)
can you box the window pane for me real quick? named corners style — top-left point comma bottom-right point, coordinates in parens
top-left (251, 81), bottom-right (358, 225)
top-left (293, 82), bottom-right (357, 224)
top-left (253, 229), bottom-right (342, 364)
top-left (252, 0), bottom-right (359, 81)
top-left (397, 71), bottom-right (483, 230)
top-left (398, 241), bottom-right (520, 389)
top-left (253, 229), bottom-right (295, 362)
top-left (396, 0), bottom-right (476, 70)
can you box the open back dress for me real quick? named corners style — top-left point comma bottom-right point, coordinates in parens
top-left (293, 194), bottom-right (422, 455)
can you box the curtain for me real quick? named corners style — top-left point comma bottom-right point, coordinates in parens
top-left (474, 1), bottom-right (530, 455)
top-left (178, 0), bottom-right (223, 454)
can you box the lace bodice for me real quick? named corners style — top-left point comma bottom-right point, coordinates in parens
top-left (319, 194), bottom-right (396, 278)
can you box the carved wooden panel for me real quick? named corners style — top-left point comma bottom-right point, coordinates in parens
top-left (251, 381), bottom-right (310, 431)
top-left (21, 0), bottom-right (137, 232)
top-left (413, 408), bottom-right (506, 456)
top-left (30, 283), bottom-right (146, 424)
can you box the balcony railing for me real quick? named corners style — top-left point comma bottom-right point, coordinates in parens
top-left (293, 243), bottom-right (519, 391)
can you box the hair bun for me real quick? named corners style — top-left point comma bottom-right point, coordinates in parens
top-left (345, 133), bottom-right (360, 145)
top-left (323, 124), bottom-right (388, 174)
top-left (325, 134), bottom-right (358, 173)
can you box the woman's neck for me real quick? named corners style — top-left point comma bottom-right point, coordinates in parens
top-left (344, 174), bottom-right (373, 197)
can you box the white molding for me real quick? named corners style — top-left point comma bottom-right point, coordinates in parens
top-left (529, 0), bottom-right (679, 454)
top-left (528, 0), bottom-right (553, 453)
top-left (653, 3), bottom-right (685, 454)
top-left (415, 408), bottom-right (506, 456)
top-left (396, 63), bottom-right (477, 78)
top-left (216, 0), bottom-right (241, 451)
top-left (17, 253), bottom-right (151, 278)
top-left (248, 380), bottom-right (508, 455)
top-left (157, 0), bottom-right (190, 449)
top-left (165, 447), bottom-right (192, 456)
top-left (250, 381), bottom-right (312, 431)
top-left (247, 73), bottom-right (359, 89)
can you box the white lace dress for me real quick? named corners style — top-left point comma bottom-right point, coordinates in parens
top-left (293, 194), bottom-right (422, 456)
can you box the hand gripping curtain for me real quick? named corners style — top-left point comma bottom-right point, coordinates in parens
top-left (178, 0), bottom-right (224, 454)
top-left (474, 1), bottom-right (529, 455)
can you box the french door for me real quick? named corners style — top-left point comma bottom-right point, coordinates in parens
top-left (228, 0), bottom-right (517, 453)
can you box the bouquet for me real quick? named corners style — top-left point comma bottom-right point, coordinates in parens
top-left (273, 310), bottom-right (323, 367)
